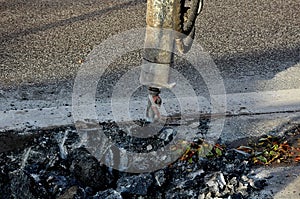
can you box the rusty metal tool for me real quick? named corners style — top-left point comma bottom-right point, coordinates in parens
top-left (140, 0), bottom-right (203, 122)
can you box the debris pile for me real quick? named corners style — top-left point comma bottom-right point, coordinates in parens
top-left (0, 122), bottom-right (299, 199)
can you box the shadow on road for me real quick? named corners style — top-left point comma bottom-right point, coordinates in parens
top-left (0, 0), bottom-right (145, 43)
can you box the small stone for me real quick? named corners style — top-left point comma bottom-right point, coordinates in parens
top-left (241, 175), bottom-right (249, 182)
top-left (146, 145), bottom-right (152, 151)
top-left (237, 107), bottom-right (249, 114)
top-left (235, 160), bottom-right (249, 174)
top-left (205, 192), bottom-right (213, 199)
top-left (234, 149), bottom-right (251, 159)
top-left (227, 184), bottom-right (235, 193)
top-left (188, 169), bottom-right (204, 180)
top-left (217, 172), bottom-right (226, 190)
top-left (236, 182), bottom-right (248, 196)
top-left (229, 177), bottom-right (238, 186)
top-left (68, 148), bottom-right (108, 190)
top-left (158, 128), bottom-right (176, 143)
top-left (93, 189), bottom-right (122, 199)
top-left (189, 122), bottom-right (199, 129)
top-left (25, 122), bottom-right (33, 128)
top-left (222, 186), bottom-right (231, 195)
top-left (253, 179), bottom-right (267, 190)
top-left (154, 170), bottom-right (166, 187)
top-left (117, 173), bottom-right (153, 196)
top-left (206, 173), bottom-right (220, 194)
top-left (198, 193), bottom-right (205, 199)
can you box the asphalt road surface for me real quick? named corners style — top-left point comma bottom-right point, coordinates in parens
top-left (0, 0), bottom-right (299, 110)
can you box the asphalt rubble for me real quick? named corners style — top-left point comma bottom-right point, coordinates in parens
top-left (1, 119), bottom-right (296, 199)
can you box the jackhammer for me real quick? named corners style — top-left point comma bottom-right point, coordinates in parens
top-left (140, 0), bottom-right (203, 122)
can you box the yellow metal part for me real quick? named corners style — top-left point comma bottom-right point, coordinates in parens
top-left (146, 0), bottom-right (181, 30)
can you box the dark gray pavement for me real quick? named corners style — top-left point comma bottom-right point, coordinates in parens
top-left (1, 0), bottom-right (299, 111)
top-left (1, 0), bottom-right (299, 86)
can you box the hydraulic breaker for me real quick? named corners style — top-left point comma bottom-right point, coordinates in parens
top-left (140, 0), bottom-right (203, 122)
